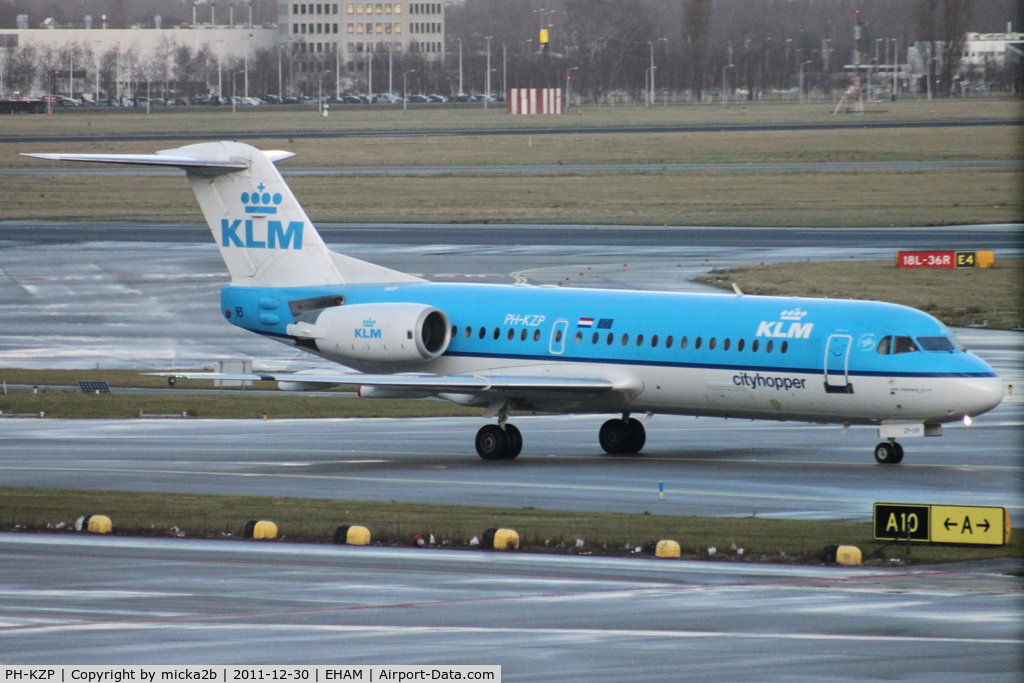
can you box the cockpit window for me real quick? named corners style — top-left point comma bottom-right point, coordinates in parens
top-left (892, 336), bottom-right (920, 354)
top-left (917, 336), bottom-right (956, 352)
top-left (876, 336), bottom-right (892, 355)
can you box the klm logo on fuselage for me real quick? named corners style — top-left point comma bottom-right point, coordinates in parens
top-left (756, 307), bottom-right (813, 339)
top-left (221, 219), bottom-right (303, 250)
top-left (355, 318), bottom-right (381, 339)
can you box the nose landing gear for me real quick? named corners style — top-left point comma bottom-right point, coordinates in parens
top-left (599, 414), bottom-right (646, 455)
top-left (874, 439), bottom-right (904, 464)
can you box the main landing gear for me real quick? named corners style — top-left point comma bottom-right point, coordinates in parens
top-left (475, 404), bottom-right (522, 460)
top-left (599, 415), bottom-right (646, 455)
top-left (874, 439), bottom-right (904, 465)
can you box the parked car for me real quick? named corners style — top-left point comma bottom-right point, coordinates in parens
top-left (427, 94), bottom-right (448, 103)
top-left (407, 94), bottom-right (429, 103)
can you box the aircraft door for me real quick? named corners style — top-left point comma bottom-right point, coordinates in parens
top-left (549, 319), bottom-right (568, 355)
top-left (824, 334), bottom-right (854, 394)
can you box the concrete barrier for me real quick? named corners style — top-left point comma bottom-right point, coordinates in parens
top-left (243, 520), bottom-right (278, 539)
top-left (77, 515), bottom-right (112, 534)
top-left (482, 528), bottom-right (519, 550)
top-left (655, 540), bottom-right (681, 558)
top-left (334, 525), bottom-right (371, 545)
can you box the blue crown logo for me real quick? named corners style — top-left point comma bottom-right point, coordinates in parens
top-left (362, 318), bottom-right (377, 327)
top-left (241, 183), bottom-right (283, 215)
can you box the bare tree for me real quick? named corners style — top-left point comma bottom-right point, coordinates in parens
top-left (684, 0), bottom-right (712, 96)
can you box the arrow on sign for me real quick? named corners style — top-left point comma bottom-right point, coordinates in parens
top-left (978, 519), bottom-right (990, 532)
top-left (944, 518), bottom-right (957, 530)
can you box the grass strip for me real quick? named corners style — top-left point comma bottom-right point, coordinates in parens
top-left (0, 392), bottom-right (478, 419)
top-left (3, 170), bottom-right (1021, 227)
top-left (1, 487), bottom-right (1018, 566)
top-left (695, 258), bottom-right (1024, 331)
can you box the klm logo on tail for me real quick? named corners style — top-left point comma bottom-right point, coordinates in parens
top-left (220, 188), bottom-right (303, 250)
top-left (221, 219), bottom-right (304, 249)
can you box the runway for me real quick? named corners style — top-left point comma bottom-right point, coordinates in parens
top-left (1, 403), bottom-right (1021, 518)
top-left (5, 159), bottom-right (1021, 177)
top-left (0, 534), bottom-right (1020, 679)
top-left (2, 116), bottom-right (1018, 144)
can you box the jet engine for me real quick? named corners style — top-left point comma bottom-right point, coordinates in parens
top-left (286, 302), bottom-right (450, 364)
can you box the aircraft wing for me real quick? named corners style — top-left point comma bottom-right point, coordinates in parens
top-left (146, 372), bottom-right (615, 394)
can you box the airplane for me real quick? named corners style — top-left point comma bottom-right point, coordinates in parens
top-left (25, 142), bottom-right (1004, 463)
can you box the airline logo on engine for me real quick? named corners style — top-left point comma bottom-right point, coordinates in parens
top-left (355, 318), bottom-right (381, 339)
top-left (221, 219), bottom-right (304, 250)
top-left (756, 307), bottom-right (813, 339)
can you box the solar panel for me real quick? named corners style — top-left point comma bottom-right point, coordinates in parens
top-left (78, 381), bottom-right (111, 394)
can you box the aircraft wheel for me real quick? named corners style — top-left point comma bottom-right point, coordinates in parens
top-left (892, 442), bottom-right (904, 464)
top-left (874, 441), bottom-right (899, 465)
top-left (504, 424), bottom-right (523, 460)
top-left (599, 419), bottom-right (629, 454)
top-left (624, 418), bottom-right (646, 454)
top-left (476, 424), bottom-right (509, 460)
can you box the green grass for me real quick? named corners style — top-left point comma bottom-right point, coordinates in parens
top-left (1, 487), bottom-right (1017, 565)
top-left (694, 258), bottom-right (1024, 330)
top-left (5, 98), bottom-right (1020, 138)
top-left (4, 169), bottom-right (1021, 227)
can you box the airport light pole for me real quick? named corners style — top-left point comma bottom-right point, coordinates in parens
top-left (278, 45), bottom-right (284, 102)
top-left (502, 43), bottom-right (507, 100)
top-left (891, 38), bottom-right (899, 100)
top-left (232, 70), bottom-right (243, 112)
top-left (215, 40), bottom-right (223, 99)
top-left (388, 43), bottom-right (393, 95)
top-left (721, 63), bottom-right (733, 105)
top-left (484, 36), bottom-right (492, 109)
top-left (403, 69), bottom-right (414, 114)
top-left (647, 41), bottom-right (654, 107)
top-left (457, 38), bottom-right (463, 95)
top-left (799, 60), bottom-right (811, 103)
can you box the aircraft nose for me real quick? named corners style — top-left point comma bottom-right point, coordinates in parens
top-left (955, 376), bottom-right (1004, 418)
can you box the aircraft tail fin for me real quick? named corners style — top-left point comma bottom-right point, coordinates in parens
top-left (24, 142), bottom-right (421, 288)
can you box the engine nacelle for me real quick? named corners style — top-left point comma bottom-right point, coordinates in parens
top-left (287, 303), bottom-right (450, 364)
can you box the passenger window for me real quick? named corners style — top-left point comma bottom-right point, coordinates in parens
top-left (521, 329), bottom-right (528, 341)
top-left (781, 341), bottom-right (788, 354)
top-left (737, 339), bottom-right (745, 351)
top-left (507, 328), bottom-right (514, 341)
top-left (451, 325), bottom-right (457, 338)
top-left (534, 329), bottom-right (541, 342)
top-left (592, 332), bottom-right (599, 344)
top-left (478, 327), bottom-right (485, 339)
top-left (606, 333), bottom-right (614, 345)
top-left (680, 336), bottom-right (688, 349)
top-left (752, 339), bottom-right (759, 352)
top-left (574, 331), bottom-right (582, 343)
top-left (651, 334), bottom-right (659, 347)
top-left (492, 327), bottom-right (499, 340)
top-left (766, 340), bottom-right (774, 353)
top-left (709, 337), bottom-right (716, 350)
top-left (695, 337), bottom-right (702, 349)
top-left (554, 329), bottom-right (563, 343)
top-left (636, 334), bottom-right (644, 346)
top-left (893, 336), bottom-right (919, 354)
top-left (464, 326), bottom-right (471, 339)
top-left (876, 336), bottom-right (891, 355)
top-left (621, 334), bottom-right (629, 346)
top-left (723, 338), bottom-right (730, 351)
top-left (666, 335), bottom-right (673, 348)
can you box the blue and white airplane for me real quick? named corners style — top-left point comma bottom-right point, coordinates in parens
top-left (27, 142), bottom-right (1004, 463)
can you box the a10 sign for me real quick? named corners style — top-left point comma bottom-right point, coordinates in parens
top-left (874, 503), bottom-right (1010, 545)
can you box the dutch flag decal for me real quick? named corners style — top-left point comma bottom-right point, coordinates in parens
top-left (577, 317), bottom-right (594, 328)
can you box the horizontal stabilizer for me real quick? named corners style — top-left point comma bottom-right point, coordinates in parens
top-left (22, 148), bottom-right (294, 176)
top-left (147, 372), bottom-right (614, 394)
